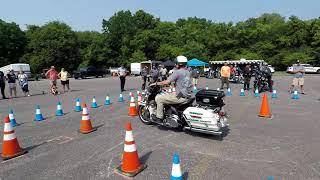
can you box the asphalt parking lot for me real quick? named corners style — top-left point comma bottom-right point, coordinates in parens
top-left (0, 75), bottom-right (319, 180)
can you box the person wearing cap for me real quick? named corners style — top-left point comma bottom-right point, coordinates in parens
top-left (150, 55), bottom-right (192, 123)
top-left (7, 69), bottom-right (17, 98)
top-left (45, 66), bottom-right (59, 94)
top-left (289, 60), bottom-right (305, 94)
top-left (118, 65), bottom-right (128, 92)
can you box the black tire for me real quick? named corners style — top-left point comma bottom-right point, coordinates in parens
top-left (317, 69), bottom-right (320, 74)
top-left (138, 105), bottom-right (152, 125)
top-left (74, 76), bottom-right (79, 80)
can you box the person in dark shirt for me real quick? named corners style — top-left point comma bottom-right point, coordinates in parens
top-left (243, 65), bottom-right (252, 90)
top-left (141, 66), bottom-right (149, 90)
top-left (0, 71), bottom-right (7, 99)
top-left (7, 70), bottom-right (17, 98)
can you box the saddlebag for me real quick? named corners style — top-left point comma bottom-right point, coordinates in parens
top-left (195, 89), bottom-right (225, 107)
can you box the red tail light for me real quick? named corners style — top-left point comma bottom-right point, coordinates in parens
top-left (218, 111), bottom-right (225, 116)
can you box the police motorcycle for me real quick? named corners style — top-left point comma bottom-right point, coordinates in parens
top-left (138, 85), bottom-right (229, 136)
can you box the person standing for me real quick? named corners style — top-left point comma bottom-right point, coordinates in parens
top-left (159, 65), bottom-right (168, 81)
top-left (45, 66), bottom-right (59, 94)
top-left (7, 70), bottom-right (17, 98)
top-left (58, 68), bottom-right (71, 93)
top-left (0, 71), bottom-right (7, 99)
top-left (191, 67), bottom-right (200, 87)
top-left (118, 65), bottom-right (127, 92)
top-left (141, 66), bottom-right (148, 90)
top-left (18, 70), bottom-right (30, 97)
top-left (150, 65), bottom-right (159, 83)
top-left (243, 65), bottom-right (252, 90)
top-left (289, 60), bottom-right (305, 94)
top-left (220, 63), bottom-right (231, 89)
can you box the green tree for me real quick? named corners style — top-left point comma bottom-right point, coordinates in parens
top-left (0, 19), bottom-right (26, 67)
top-left (22, 21), bottom-right (80, 72)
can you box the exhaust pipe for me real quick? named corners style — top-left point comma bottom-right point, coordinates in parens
top-left (183, 126), bottom-right (222, 135)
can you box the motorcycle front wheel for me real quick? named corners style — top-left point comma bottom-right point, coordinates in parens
top-left (138, 105), bottom-right (153, 125)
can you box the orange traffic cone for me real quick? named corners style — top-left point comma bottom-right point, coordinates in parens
top-left (115, 122), bottom-right (146, 177)
top-left (79, 103), bottom-right (97, 134)
top-left (259, 93), bottom-right (272, 118)
top-left (2, 116), bottom-right (27, 160)
top-left (128, 96), bottom-right (138, 117)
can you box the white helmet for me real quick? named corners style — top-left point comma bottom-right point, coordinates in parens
top-left (175, 55), bottom-right (188, 66)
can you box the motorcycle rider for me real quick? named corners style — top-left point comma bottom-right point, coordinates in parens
top-left (150, 55), bottom-right (193, 123)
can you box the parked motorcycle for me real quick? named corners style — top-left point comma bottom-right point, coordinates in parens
top-left (253, 69), bottom-right (273, 93)
top-left (138, 85), bottom-right (229, 136)
top-left (229, 69), bottom-right (244, 84)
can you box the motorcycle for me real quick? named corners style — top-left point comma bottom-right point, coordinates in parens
top-left (138, 85), bottom-right (229, 136)
top-left (229, 70), bottom-right (244, 84)
top-left (253, 70), bottom-right (273, 93)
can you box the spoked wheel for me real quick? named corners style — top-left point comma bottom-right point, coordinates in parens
top-left (138, 105), bottom-right (152, 125)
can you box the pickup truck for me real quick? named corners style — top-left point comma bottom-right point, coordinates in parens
top-left (73, 66), bottom-right (109, 79)
top-left (287, 64), bottom-right (320, 74)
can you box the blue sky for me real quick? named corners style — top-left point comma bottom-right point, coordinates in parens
top-left (1, 0), bottom-right (319, 31)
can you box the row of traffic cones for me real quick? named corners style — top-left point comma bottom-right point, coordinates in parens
top-left (5, 102), bottom-right (187, 179)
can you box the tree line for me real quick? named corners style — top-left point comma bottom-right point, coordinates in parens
top-left (0, 10), bottom-right (319, 73)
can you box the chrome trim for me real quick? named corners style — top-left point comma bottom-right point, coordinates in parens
top-left (183, 126), bottom-right (222, 135)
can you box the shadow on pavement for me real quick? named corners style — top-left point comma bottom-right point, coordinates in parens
top-left (183, 172), bottom-right (189, 179)
top-left (140, 151), bottom-right (152, 164)
top-left (24, 141), bottom-right (48, 152)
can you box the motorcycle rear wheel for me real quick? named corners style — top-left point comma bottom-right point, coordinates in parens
top-left (138, 105), bottom-right (153, 125)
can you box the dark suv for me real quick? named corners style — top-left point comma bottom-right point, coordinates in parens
top-left (73, 66), bottom-right (108, 79)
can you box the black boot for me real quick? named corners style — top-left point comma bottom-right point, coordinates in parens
top-left (151, 114), bottom-right (163, 124)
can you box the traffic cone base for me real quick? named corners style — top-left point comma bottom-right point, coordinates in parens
top-left (2, 144), bottom-right (27, 160)
top-left (78, 127), bottom-right (97, 134)
top-left (115, 164), bottom-right (147, 178)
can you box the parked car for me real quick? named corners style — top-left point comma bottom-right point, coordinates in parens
top-left (73, 66), bottom-right (108, 79)
top-left (287, 64), bottom-right (320, 74)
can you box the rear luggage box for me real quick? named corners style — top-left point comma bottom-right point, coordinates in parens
top-left (195, 89), bottom-right (225, 107)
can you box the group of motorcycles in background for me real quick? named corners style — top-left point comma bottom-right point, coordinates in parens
top-left (206, 64), bottom-right (273, 93)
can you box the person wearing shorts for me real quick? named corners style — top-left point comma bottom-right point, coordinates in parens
top-left (45, 66), bottom-right (58, 94)
top-left (18, 70), bottom-right (30, 97)
top-left (7, 70), bottom-right (17, 98)
top-left (58, 68), bottom-right (71, 93)
top-left (289, 60), bottom-right (305, 94)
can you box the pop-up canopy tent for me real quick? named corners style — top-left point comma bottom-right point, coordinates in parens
top-left (187, 58), bottom-right (208, 67)
top-left (161, 60), bottom-right (175, 67)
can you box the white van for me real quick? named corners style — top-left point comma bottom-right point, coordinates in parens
top-left (130, 63), bottom-right (141, 76)
top-left (0, 64), bottom-right (31, 77)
